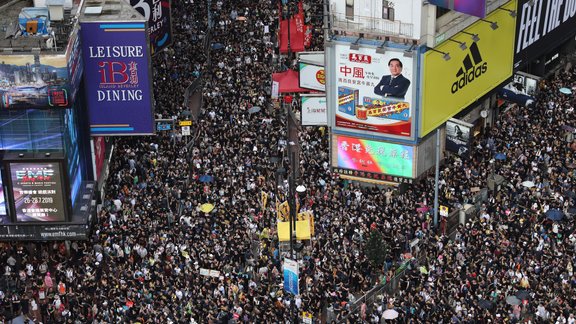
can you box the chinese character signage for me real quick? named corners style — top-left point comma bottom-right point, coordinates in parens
top-left (429, 0), bottom-right (487, 18)
top-left (0, 54), bottom-right (70, 109)
top-left (7, 161), bottom-right (69, 222)
top-left (332, 134), bottom-right (415, 179)
top-left (129, 0), bottom-right (173, 55)
top-left (81, 22), bottom-right (155, 135)
top-left (333, 44), bottom-right (415, 139)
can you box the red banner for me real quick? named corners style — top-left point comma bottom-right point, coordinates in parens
top-left (304, 25), bottom-right (312, 48)
top-left (279, 16), bottom-right (305, 53)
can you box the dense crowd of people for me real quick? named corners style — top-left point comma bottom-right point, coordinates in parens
top-left (0, 0), bottom-right (575, 323)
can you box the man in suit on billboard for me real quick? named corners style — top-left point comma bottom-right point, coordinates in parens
top-left (374, 58), bottom-right (411, 100)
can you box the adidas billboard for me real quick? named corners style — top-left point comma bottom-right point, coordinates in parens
top-left (421, 0), bottom-right (517, 137)
top-left (451, 43), bottom-right (488, 94)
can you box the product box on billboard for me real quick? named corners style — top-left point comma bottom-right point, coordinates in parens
top-left (362, 97), bottom-right (410, 121)
top-left (338, 86), bottom-right (359, 116)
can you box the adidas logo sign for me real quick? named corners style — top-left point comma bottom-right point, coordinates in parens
top-left (451, 42), bottom-right (488, 94)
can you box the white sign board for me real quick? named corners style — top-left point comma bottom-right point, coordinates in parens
top-left (181, 126), bottom-right (191, 136)
top-left (301, 95), bottom-right (327, 126)
top-left (299, 63), bottom-right (325, 91)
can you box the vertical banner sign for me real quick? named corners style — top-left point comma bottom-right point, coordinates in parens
top-left (8, 162), bottom-right (68, 222)
top-left (81, 22), bottom-right (155, 135)
top-left (445, 118), bottom-right (473, 157)
top-left (0, 169), bottom-right (6, 219)
top-left (514, 0), bottom-right (576, 68)
top-left (129, 0), bottom-right (173, 55)
top-left (283, 258), bottom-right (299, 295)
top-left (92, 136), bottom-right (106, 180)
top-left (334, 44), bottom-right (414, 139)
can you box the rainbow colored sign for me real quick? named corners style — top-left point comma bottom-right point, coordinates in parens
top-left (335, 135), bottom-right (414, 178)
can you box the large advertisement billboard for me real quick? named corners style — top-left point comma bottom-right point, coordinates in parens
top-left (6, 160), bottom-right (69, 223)
top-left (0, 54), bottom-right (71, 109)
top-left (514, 0), bottom-right (576, 69)
top-left (129, 0), bottom-right (173, 55)
top-left (422, 0), bottom-right (516, 136)
top-left (301, 95), bottom-right (327, 126)
top-left (81, 22), bottom-right (155, 135)
top-left (331, 134), bottom-right (415, 182)
top-left (299, 63), bottom-right (325, 91)
top-left (333, 44), bottom-right (415, 139)
top-left (429, 0), bottom-right (487, 18)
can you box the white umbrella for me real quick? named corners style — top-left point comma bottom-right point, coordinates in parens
top-left (506, 295), bottom-right (521, 305)
top-left (382, 309), bottom-right (399, 320)
top-left (522, 181), bottom-right (535, 188)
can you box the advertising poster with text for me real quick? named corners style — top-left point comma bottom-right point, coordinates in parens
top-left (301, 95), bottom-right (327, 126)
top-left (81, 22), bottom-right (155, 135)
top-left (129, 0), bottom-right (173, 55)
top-left (8, 162), bottom-right (67, 222)
top-left (299, 63), bottom-right (325, 91)
top-left (514, 0), bottom-right (576, 68)
top-left (333, 44), bottom-right (414, 139)
top-left (334, 134), bottom-right (414, 179)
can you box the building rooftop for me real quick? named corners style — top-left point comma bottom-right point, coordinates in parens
top-left (79, 0), bottom-right (143, 22)
top-left (0, 0), bottom-right (142, 54)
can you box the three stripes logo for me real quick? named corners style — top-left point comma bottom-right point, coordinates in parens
top-left (451, 42), bottom-right (488, 94)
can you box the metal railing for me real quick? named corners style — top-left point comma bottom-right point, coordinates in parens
top-left (330, 13), bottom-right (414, 39)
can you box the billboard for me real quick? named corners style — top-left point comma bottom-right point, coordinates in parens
top-left (429, 0), bottom-right (487, 18)
top-left (514, 0), bottom-right (576, 68)
top-left (333, 44), bottom-right (415, 139)
top-left (445, 118), bottom-right (473, 157)
top-left (0, 54), bottom-right (71, 109)
top-left (299, 63), bottom-right (325, 91)
top-left (331, 134), bottom-right (415, 181)
top-left (129, 0), bottom-right (173, 55)
top-left (66, 26), bottom-right (83, 104)
top-left (81, 22), bottom-right (155, 135)
top-left (422, 0), bottom-right (516, 136)
top-left (301, 95), bottom-right (327, 126)
top-left (6, 160), bottom-right (69, 223)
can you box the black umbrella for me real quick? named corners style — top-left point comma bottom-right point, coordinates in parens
top-left (478, 299), bottom-right (493, 310)
top-left (516, 290), bottom-right (530, 301)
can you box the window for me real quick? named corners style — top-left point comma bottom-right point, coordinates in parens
top-left (346, 0), bottom-right (354, 20)
top-left (382, 1), bottom-right (395, 20)
top-left (436, 6), bottom-right (450, 18)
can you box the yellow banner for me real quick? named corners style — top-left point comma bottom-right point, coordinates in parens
top-left (297, 211), bottom-right (315, 236)
top-left (277, 201), bottom-right (290, 221)
top-left (277, 219), bottom-right (312, 241)
top-left (421, 0), bottom-right (516, 136)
